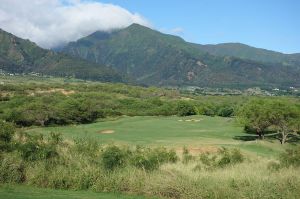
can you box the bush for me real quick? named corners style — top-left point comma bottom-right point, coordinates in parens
top-left (197, 148), bottom-right (244, 170)
top-left (101, 145), bottom-right (127, 170)
top-left (267, 161), bottom-right (281, 171)
top-left (202, 107), bottom-right (216, 116)
top-left (182, 147), bottom-right (194, 164)
top-left (218, 148), bottom-right (244, 167)
top-left (176, 101), bottom-right (197, 116)
top-left (48, 132), bottom-right (63, 145)
top-left (73, 137), bottom-right (100, 157)
top-left (131, 147), bottom-right (178, 171)
top-left (0, 155), bottom-right (25, 183)
top-left (131, 152), bottom-right (159, 171)
top-left (279, 147), bottom-right (300, 168)
top-left (218, 106), bottom-right (234, 117)
top-left (18, 134), bottom-right (59, 161)
top-left (0, 121), bottom-right (15, 152)
top-left (199, 153), bottom-right (217, 168)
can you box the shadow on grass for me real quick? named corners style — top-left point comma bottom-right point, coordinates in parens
top-left (234, 131), bottom-right (300, 144)
top-left (233, 135), bottom-right (257, 141)
top-left (287, 134), bottom-right (300, 144)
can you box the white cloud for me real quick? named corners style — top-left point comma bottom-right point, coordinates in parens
top-left (0, 0), bottom-right (151, 48)
top-left (159, 27), bottom-right (185, 37)
top-left (169, 27), bottom-right (184, 35)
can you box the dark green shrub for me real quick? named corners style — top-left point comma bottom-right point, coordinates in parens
top-left (0, 121), bottom-right (15, 152)
top-left (48, 132), bottom-right (63, 145)
top-left (203, 107), bottom-right (216, 116)
top-left (73, 138), bottom-right (100, 157)
top-left (230, 148), bottom-right (244, 164)
top-left (152, 147), bottom-right (178, 163)
top-left (131, 147), bottom-right (178, 171)
top-left (152, 103), bottom-right (177, 116)
top-left (101, 145), bottom-right (127, 170)
top-left (243, 125), bottom-right (256, 134)
top-left (217, 148), bottom-right (244, 167)
top-left (267, 161), bottom-right (281, 171)
top-left (279, 147), bottom-right (300, 168)
top-left (131, 153), bottom-right (159, 171)
top-left (218, 151), bottom-right (232, 167)
top-left (18, 134), bottom-right (58, 161)
top-left (182, 147), bottom-right (194, 164)
top-left (199, 153), bottom-right (217, 167)
top-left (176, 101), bottom-right (197, 116)
top-left (197, 148), bottom-right (244, 170)
top-left (0, 155), bottom-right (25, 183)
top-left (218, 106), bottom-right (234, 117)
top-left (0, 121), bottom-right (15, 142)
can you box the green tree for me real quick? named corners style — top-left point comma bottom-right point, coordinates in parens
top-left (237, 99), bottom-right (272, 139)
top-left (268, 101), bottom-right (300, 144)
top-left (176, 101), bottom-right (197, 116)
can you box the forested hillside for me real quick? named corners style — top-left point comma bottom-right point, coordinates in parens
top-left (0, 29), bottom-right (126, 83)
top-left (62, 24), bottom-right (300, 88)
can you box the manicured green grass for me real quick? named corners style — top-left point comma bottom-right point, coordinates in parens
top-left (27, 116), bottom-right (241, 144)
top-left (0, 184), bottom-right (155, 199)
top-left (26, 116), bottom-right (287, 156)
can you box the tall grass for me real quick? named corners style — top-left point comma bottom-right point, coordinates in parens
top-left (0, 135), bottom-right (299, 199)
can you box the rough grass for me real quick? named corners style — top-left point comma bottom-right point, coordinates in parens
top-left (0, 184), bottom-right (155, 199)
top-left (155, 158), bottom-right (300, 199)
top-left (1, 139), bottom-right (300, 199)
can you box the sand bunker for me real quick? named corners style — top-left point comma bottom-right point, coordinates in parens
top-left (98, 130), bottom-right (115, 134)
top-left (178, 119), bottom-right (203, 122)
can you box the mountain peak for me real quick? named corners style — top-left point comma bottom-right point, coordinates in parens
top-left (127, 23), bottom-right (147, 28)
top-left (125, 23), bottom-right (154, 32)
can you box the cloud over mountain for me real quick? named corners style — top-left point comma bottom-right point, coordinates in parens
top-left (0, 0), bottom-right (150, 48)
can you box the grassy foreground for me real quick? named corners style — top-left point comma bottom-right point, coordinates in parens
top-left (1, 115), bottom-right (300, 199)
top-left (27, 115), bottom-right (287, 156)
top-left (0, 184), bottom-right (154, 199)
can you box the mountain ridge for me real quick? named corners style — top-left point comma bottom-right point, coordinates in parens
top-left (194, 42), bottom-right (300, 66)
top-left (62, 24), bottom-right (300, 88)
top-left (0, 28), bottom-right (126, 83)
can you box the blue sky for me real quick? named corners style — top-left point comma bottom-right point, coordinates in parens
top-left (98, 0), bottom-right (300, 53)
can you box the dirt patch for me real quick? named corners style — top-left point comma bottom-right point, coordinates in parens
top-left (180, 97), bottom-right (193, 101)
top-left (98, 130), bottom-right (115, 134)
top-left (31, 88), bottom-right (76, 96)
top-left (177, 146), bottom-right (219, 155)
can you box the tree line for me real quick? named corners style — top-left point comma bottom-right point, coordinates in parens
top-left (238, 98), bottom-right (300, 144)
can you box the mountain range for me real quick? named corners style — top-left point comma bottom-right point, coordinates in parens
top-left (195, 43), bottom-right (300, 67)
top-left (0, 29), bottom-right (125, 83)
top-left (1, 24), bottom-right (300, 88)
top-left (61, 24), bottom-right (300, 88)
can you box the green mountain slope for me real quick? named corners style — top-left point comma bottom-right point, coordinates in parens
top-left (62, 24), bottom-right (300, 88)
top-left (0, 29), bottom-right (125, 82)
top-left (195, 43), bottom-right (300, 66)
